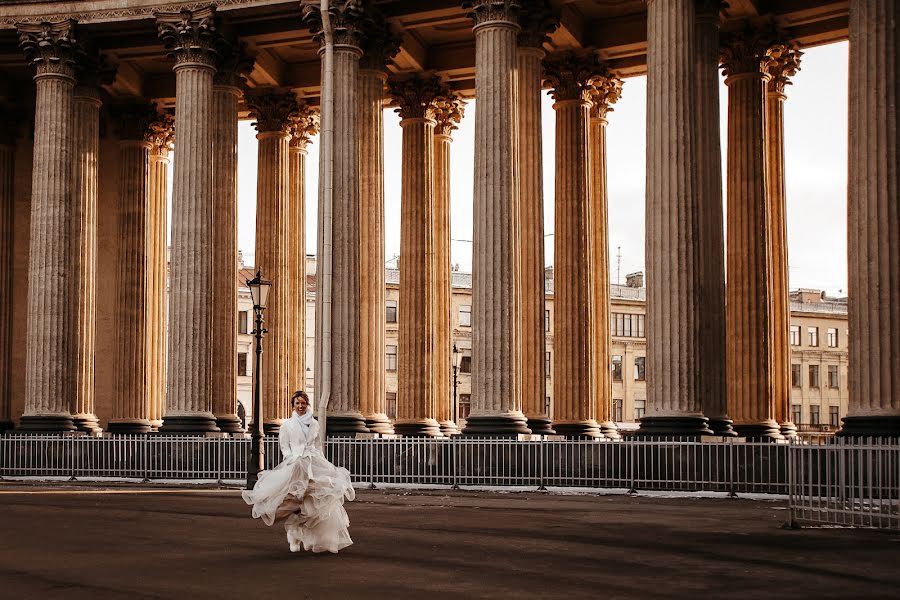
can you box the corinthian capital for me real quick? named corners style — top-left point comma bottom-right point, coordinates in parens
top-left (109, 101), bottom-right (159, 142)
top-left (301, 1), bottom-right (368, 51)
top-left (18, 20), bottom-right (83, 79)
top-left (214, 41), bottom-right (254, 88)
top-left (388, 74), bottom-right (445, 121)
top-left (432, 93), bottom-right (466, 137)
top-left (246, 89), bottom-right (300, 134)
top-left (289, 102), bottom-right (320, 150)
top-left (517, 0), bottom-right (557, 48)
top-left (75, 47), bottom-right (117, 92)
top-left (156, 6), bottom-right (222, 68)
top-left (719, 26), bottom-right (775, 78)
top-left (764, 42), bottom-right (802, 95)
top-left (359, 11), bottom-right (401, 71)
top-left (145, 112), bottom-right (176, 158)
top-left (543, 52), bottom-right (598, 103)
top-left (589, 71), bottom-right (623, 121)
top-left (463, 0), bottom-right (522, 27)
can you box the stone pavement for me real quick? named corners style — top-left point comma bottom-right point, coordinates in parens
top-left (0, 484), bottom-right (897, 599)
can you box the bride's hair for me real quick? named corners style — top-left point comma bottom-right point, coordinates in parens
top-left (291, 390), bottom-right (310, 405)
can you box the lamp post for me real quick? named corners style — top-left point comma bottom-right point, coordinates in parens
top-left (452, 344), bottom-right (461, 427)
top-left (246, 270), bottom-right (272, 490)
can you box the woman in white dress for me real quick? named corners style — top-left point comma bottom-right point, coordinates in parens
top-left (242, 391), bottom-right (355, 553)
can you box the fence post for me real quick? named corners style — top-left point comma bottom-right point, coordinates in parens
top-left (217, 436), bottom-right (224, 487)
top-left (727, 438), bottom-right (737, 499)
top-left (142, 434), bottom-right (151, 483)
top-left (538, 436), bottom-right (547, 492)
top-left (628, 440), bottom-right (637, 495)
top-left (68, 435), bottom-right (77, 482)
top-left (368, 439), bottom-right (377, 490)
top-left (451, 435), bottom-right (460, 490)
top-left (786, 437), bottom-right (799, 528)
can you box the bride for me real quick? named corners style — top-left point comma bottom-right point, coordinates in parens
top-left (242, 390), bottom-right (355, 553)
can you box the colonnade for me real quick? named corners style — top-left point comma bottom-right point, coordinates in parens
top-left (1, 0), bottom-right (897, 438)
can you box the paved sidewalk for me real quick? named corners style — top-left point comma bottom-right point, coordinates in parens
top-left (0, 483), bottom-right (897, 599)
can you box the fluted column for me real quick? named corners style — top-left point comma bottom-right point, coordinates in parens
top-left (0, 114), bottom-right (16, 432)
top-left (17, 21), bottom-right (80, 431)
top-left (304, 4), bottom-right (370, 435)
top-left (462, 0), bottom-right (530, 435)
top-left (695, 1), bottom-right (734, 436)
top-left (247, 89), bottom-right (298, 435)
top-left (157, 7), bottom-right (221, 432)
top-left (544, 54), bottom-right (600, 438)
top-left (764, 42), bottom-right (802, 439)
top-left (637, 0), bottom-right (712, 436)
top-left (146, 115), bottom-right (174, 429)
top-left (108, 103), bottom-right (156, 434)
top-left (721, 29), bottom-right (781, 440)
top-left (433, 95), bottom-right (465, 435)
top-left (589, 73), bottom-right (622, 440)
top-left (517, 2), bottom-right (555, 435)
top-left (840, 0), bottom-right (900, 438)
top-left (389, 75), bottom-right (443, 437)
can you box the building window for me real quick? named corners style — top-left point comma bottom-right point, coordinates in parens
top-left (386, 345), bottom-right (397, 372)
top-left (238, 311), bottom-right (249, 334)
top-left (809, 364), bottom-right (820, 388)
top-left (459, 305), bottom-right (472, 327)
top-left (386, 392), bottom-right (397, 421)
top-left (791, 404), bottom-right (802, 425)
top-left (810, 405), bottom-right (820, 425)
top-left (237, 352), bottom-right (248, 376)
top-left (544, 309), bottom-right (550, 332)
top-left (829, 406), bottom-right (840, 428)
top-left (385, 300), bottom-right (397, 324)
top-left (613, 399), bottom-right (623, 422)
top-left (459, 355), bottom-right (472, 374)
top-left (791, 364), bottom-right (801, 388)
top-left (808, 326), bottom-right (819, 347)
top-left (790, 325), bottom-right (801, 346)
top-left (611, 313), bottom-right (645, 338)
top-left (633, 399), bottom-right (645, 421)
top-left (826, 328), bottom-right (838, 348)
top-left (828, 365), bottom-right (839, 388)
top-left (611, 355), bottom-right (623, 382)
top-left (545, 352), bottom-right (551, 378)
top-left (459, 393), bottom-right (471, 419)
top-left (634, 356), bottom-right (646, 381)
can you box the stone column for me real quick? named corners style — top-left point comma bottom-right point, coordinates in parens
top-left (211, 48), bottom-right (252, 434)
top-left (721, 29), bottom-right (782, 440)
top-left (517, 2), bottom-right (555, 435)
top-left (544, 53), bottom-right (601, 438)
top-left (840, 0), bottom-right (900, 438)
top-left (156, 7), bottom-right (222, 432)
top-left (589, 72), bottom-right (623, 440)
top-left (107, 103), bottom-right (156, 434)
top-left (695, 1), bottom-right (734, 436)
top-left (246, 89), bottom-right (298, 435)
top-left (432, 94), bottom-right (465, 435)
top-left (462, 0), bottom-right (530, 435)
top-left (764, 42), bottom-right (802, 439)
top-left (17, 21), bottom-right (80, 431)
top-left (358, 24), bottom-right (398, 436)
top-left (637, 0), bottom-right (712, 436)
top-left (0, 113), bottom-right (17, 432)
top-left (389, 75), bottom-right (442, 437)
top-left (145, 115), bottom-right (175, 429)
top-left (303, 3), bottom-right (370, 435)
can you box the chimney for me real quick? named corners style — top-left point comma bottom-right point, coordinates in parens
top-left (625, 271), bottom-right (644, 288)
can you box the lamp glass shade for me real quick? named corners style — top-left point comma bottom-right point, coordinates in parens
top-left (248, 271), bottom-right (272, 310)
top-left (453, 344), bottom-right (462, 369)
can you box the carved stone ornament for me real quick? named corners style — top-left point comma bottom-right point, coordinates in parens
top-left (214, 41), bottom-right (254, 88)
top-left (589, 71), bottom-right (623, 120)
top-left (18, 20), bottom-right (84, 79)
top-left (1, 1), bottom-right (258, 28)
top-left (359, 11), bottom-right (401, 71)
top-left (156, 6), bottom-right (222, 67)
top-left (110, 101), bottom-right (160, 142)
top-left (517, 0), bottom-right (558, 49)
top-left (719, 26), bottom-right (776, 78)
top-left (543, 52), bottom-right (599, 103)
top-left (246, 89), bottom-right (300, 134)
top-left (289, 102), bottom-right (320, 150)
top-left (696, 0), bottom-right (727, 20)
top-left (75, 47), bottom-right (117, 89)
top-left (462, 0), bottom-right (522, 27)
top-left (301, 0), bottom-right (368, 50)
top-left (432, 94), bottom-right (466, 137)
top-left (764, 42), bottom-right (803, 95)
top-left (388, 74), bottom-right (445, 121)
top-left (145, 111), bottom-right (176, 158)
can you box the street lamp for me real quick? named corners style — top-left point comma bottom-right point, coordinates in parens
top-left (452, 344), bottom-right (461, 426)
top-left (246, 270), bottom-right (271, 490)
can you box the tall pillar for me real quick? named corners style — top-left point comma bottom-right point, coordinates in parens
top-left (637, 0), bottom-right (712, 437)
top-left (107, 103), bottom-right (156, 434)
top-left (358, 23), bottom-right (398, 436)
top-left (462, 0), bottom-right (530, 436)
top-left (157, 7), bottom-right (221, 432)
top-left (589, 71), bottom-right (623, 440)
top-left (246, 89), bottom-right (298, 435)
top-left (695, 1), bottom-right (734, 436)
top-left (544, 53), bottom-right (601, 438)
top-left (389, 75), bottom-right (443, 437)
top-left (721, 28), bottom-right (782, 440)
top-left (840, 0), bottom-right (900, 438)
top-left (17, 21), bottom-right (80, 431)
top-left (764, 42), bottom-right (802, 439)
top-left (211, 48), bottom-right (252, 434)
top-left (145, 114), bottom-right (175, 430)
top-left (432, 94), bottom-right (465, 436)
top-left (303, 3), bottom-right (370, 435)
top-left (0, 111), bottom-right (17, 432)
top-left (517, 2), bottom-right (555, 435)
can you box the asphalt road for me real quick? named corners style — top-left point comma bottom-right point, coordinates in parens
top-left (0, 483), bottom-right (897, 599)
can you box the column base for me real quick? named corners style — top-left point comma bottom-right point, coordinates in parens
top-left (324, 414), bottom-right (370, 437)
top-left (365, 414), bottom-right (395, 436)
top-left (150, 420), bottom-right (163, 432)
top-left (158, 414), bottom-right (220, 434)
top-left (732, 421), bottom-right (784, 441)
top-left (779, 422), bottom-right (798, 439)
top-left (17, 414), bottom-right (76, 432)
top-left (838, 416), bottom-right (900, 439)
top-left (526, 416), bottom-right (555, 436)
top-left (552, 421), bottom-right (603, 439)
top-left (462, 414), bottom-right (531, 437)
top-left (394, 419), bottom-right (443, 437)
top-left (708, 417), bottom-right (738, 437)
top-left (106, 420), bottom-right (153, 434)
top-left (263, 420), bottom-right (284, 436)
top-left (215, 414), bottom-right (245, 433)
top-left (438, 420), bottom-right (459, 436)
top-left (73, 414), bottom-right (102, 434)
top-left (635, 415), bottom-right (714, 438)
top-left (598, 421), bottom-right (621, 440)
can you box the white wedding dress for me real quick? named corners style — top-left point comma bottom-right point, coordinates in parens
top-left (241, 409), bottom-right (355, 553)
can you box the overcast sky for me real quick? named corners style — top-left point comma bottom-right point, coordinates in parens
top-left (222, 40), bottom-right (848, 295)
